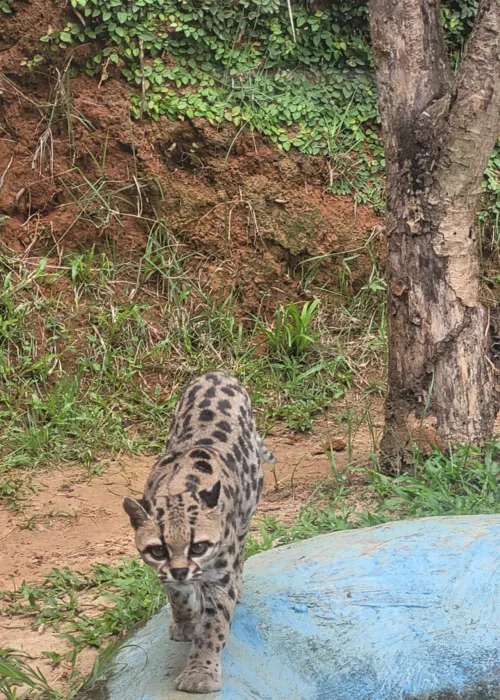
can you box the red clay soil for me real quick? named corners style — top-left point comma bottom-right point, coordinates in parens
top-left (0, 0), bottom-right (382, 314)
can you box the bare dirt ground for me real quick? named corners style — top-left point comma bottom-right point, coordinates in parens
top-left (0, 418), bottom-right (382, 591)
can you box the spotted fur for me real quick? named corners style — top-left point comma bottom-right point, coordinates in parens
top-left (123, 371), bottom-right (274, 694)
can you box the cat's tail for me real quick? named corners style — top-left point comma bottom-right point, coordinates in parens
top-left (256, 434), bottom-right (277, 464)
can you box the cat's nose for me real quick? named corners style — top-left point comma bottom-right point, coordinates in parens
top-left (171, 567), bottom-right (189, 581)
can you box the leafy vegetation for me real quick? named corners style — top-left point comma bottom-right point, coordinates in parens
top-left (28, 0), bottom-right (493, 216)
top-left (257, 299), bottom-right (320, 360)
top-left (8, 0), bottom-right (498, 224)
top-left (0, 0), bottom-right (14, 14)
top-left (2, 562), bottom-right (164, 650)
top-left (247, 440), bottom-right (500, 551)
top-left (0, 561), bottom-right (164, 698)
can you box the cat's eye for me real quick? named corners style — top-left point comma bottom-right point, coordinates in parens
top-left (190, 541), bottom-right (209, 557)
top-left (148, 545), bottom-right (167, 560)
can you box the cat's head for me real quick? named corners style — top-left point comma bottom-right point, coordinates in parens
top-left (123, 452), bottom-right (223, 584)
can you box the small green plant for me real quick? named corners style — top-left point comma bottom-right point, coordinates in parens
top-left (68, 247), bottom-right (97, 286)
top-left (20, 54), bottom-right (44, 71)
top-left (0, 0), bottom-right (14, 14)
top-left (478, 141), bottom-right (500, 253)
top-left (0, 650), bottom-right (63, 699)
top-left (259, 299), bottom-right (320, 360)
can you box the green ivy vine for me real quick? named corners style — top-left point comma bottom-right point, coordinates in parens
top-left (33, 0), bottom-right (498, 220)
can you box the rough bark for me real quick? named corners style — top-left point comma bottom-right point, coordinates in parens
top-left (367, 0), bottom-right (500, 468)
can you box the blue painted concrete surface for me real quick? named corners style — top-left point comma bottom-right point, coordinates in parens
top-left (105, 515), bottom-right (500, 699)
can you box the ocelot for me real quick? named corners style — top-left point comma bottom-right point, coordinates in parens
top-left (123, 370), bottom-right (275, 693)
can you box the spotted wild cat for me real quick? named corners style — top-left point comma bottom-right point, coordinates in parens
top-left (123, 371), bottom-right (275, 694)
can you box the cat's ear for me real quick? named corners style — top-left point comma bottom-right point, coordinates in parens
top-left (122, 496), bottom-right (151, 529)
top-left (199, 481), bottom-right (221, 510)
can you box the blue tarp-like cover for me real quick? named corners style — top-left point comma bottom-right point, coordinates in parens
top-left (103, 515), bottom-right (500, 700)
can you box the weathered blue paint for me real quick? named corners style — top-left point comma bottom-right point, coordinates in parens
top-left (104, 515), bottom-right (500, 699)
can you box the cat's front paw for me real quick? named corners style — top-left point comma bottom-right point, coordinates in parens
top-left (169, 620), bottom-right (195, 642)
top-left (175, 667), bottom-right (221, 694)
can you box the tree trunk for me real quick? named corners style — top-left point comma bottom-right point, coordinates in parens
top-left (367, 0), bottom-right (500, 469)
